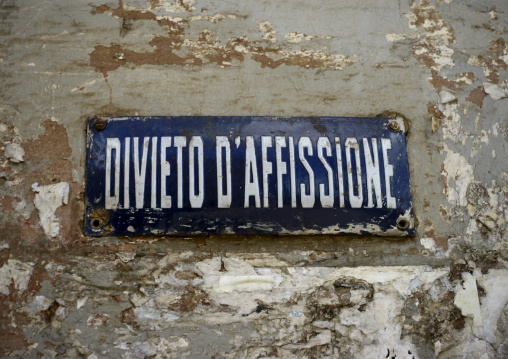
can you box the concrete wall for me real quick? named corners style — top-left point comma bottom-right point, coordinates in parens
top-left (0, 0), bottom-right (507, 357)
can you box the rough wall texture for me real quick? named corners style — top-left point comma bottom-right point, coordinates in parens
top-left (0, 0), bottom-right (507, 358)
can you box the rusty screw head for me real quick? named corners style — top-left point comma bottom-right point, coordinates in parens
top-left (389, 121), bottom-right (400, 132)
top-left (94, 119), bottom-right (106, 131)
top-left (113, 52), bottom-right (125, 60)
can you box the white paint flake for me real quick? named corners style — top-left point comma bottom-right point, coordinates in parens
top-left (257, 21), bottom-right (277, 43)
top-left (403, 1), bottom-right (455, 71)
top-left (4, 143), bottom-right (25, 163)
top-left (454, 272), bottom-right (483, 327)
top-left (32, 182), bottom-right (70, 238)
top-left (420, 237), bottom-right (437, 252)
top-left (0, 259), bottom-right (33, 295)
top-left (483, 81), bottom-right (508, 100)
top-left (77, 296), bottom-right (88, 309)
top-left (385, 33), bottom-right (407, 42)
top-left (151, 0), bottom-right (195, 13)
top-left (442, 145), bottom-right (474, 207)
top-left (439, 90), bottom-right (457, 104)
top-left (217, 275), bottom-right (277, 292)
top-left (282, 330), bottom-right (331, 349)
top-left (285, 32), bottom-right (312, 44)
top-left (474, 270), bottom-right (508, 343)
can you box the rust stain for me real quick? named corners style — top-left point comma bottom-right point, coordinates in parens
top-left (465, 86), bottom-right (487, 108)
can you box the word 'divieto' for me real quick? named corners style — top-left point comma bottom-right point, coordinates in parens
top-left (104, 135), bottom-right (397, 210)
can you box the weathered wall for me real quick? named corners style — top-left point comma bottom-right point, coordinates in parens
top-left (0, 0), bottom-right (507, 358)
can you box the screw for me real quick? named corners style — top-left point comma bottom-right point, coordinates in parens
top-left (389, 121), bottom-right (400, 132)
top-left (94, 119), bottom-right (106, 131)
top-left (113, 52), bottom-right (125, 60)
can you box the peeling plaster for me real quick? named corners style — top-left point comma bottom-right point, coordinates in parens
top-left (454, 272), bottom-right (483, 327)
top-left (475, 270), bottom-right (508, 344)
top-left (90, 1), bottom-right (357, 76)
top-left (3, 143), bottom-right (25, 163)
top-left (484, 81), bottom-right (508, 100)
top-left (32, 182), bottom-right (69, 238)
top-left (217, 275), bottom-right (279, 292)
top-left (405, 0), bottom-right (456, 71)
top-left (441, 145), bottom-right (474, 207)
top-left (0, 259), bottom-right (33, 296)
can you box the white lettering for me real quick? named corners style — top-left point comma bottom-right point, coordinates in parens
top-left (244, 136), bottom-right (261, 208)
top-left (289, 137), bottom-right (297, 208)
top-left (345, 137), bottom-right (363, 208)
top-left (160, 137), bottom-right (172, 208)
top-left (105, 138), bottom-right (120, 209)
top-left (299, 137), bottom-right (315, 208)
top-left (261, 136), bottom-right (273, 208)
top-left (363, 138), bottom-right (382, 208)
top-left (216, 136), bottom-right (232, 208)
top-left (133, 137), bottom-right (149, 209)
top-left (275, 136), bottom-right (287, 208)
top-left (151, 137), bottom-right (158, 208)
top-left (317, 137), bottom-right (334, 208)
top-left (381, 138), bottom-right (396, 209)
top-left (189, 136), bottom-right (204, 208)
top-left (173, 136), bottom-right (186, 208)
top-left (105, 133), bottom-right (399, 212)
top-left (335, 137), bottom-right (345, 208)
top-left (123, 137), bottom-right (130, 208)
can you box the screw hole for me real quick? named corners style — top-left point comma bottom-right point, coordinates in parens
top-left (397, 218), bottom-right (409, 230)
top-left (91, 218), bottom-right (103, 230)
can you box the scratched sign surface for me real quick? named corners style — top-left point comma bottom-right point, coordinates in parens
top-left (85, 116), bottom-right (414, 236)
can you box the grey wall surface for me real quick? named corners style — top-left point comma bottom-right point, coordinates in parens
top-left (0, 0), bottom-right (507, 358)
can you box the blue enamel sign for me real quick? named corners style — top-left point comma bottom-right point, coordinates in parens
top-left (85, 116), bottom-right (414, 236)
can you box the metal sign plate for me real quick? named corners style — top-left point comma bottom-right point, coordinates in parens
top-left (85, 116), bottom-right (414, 236)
